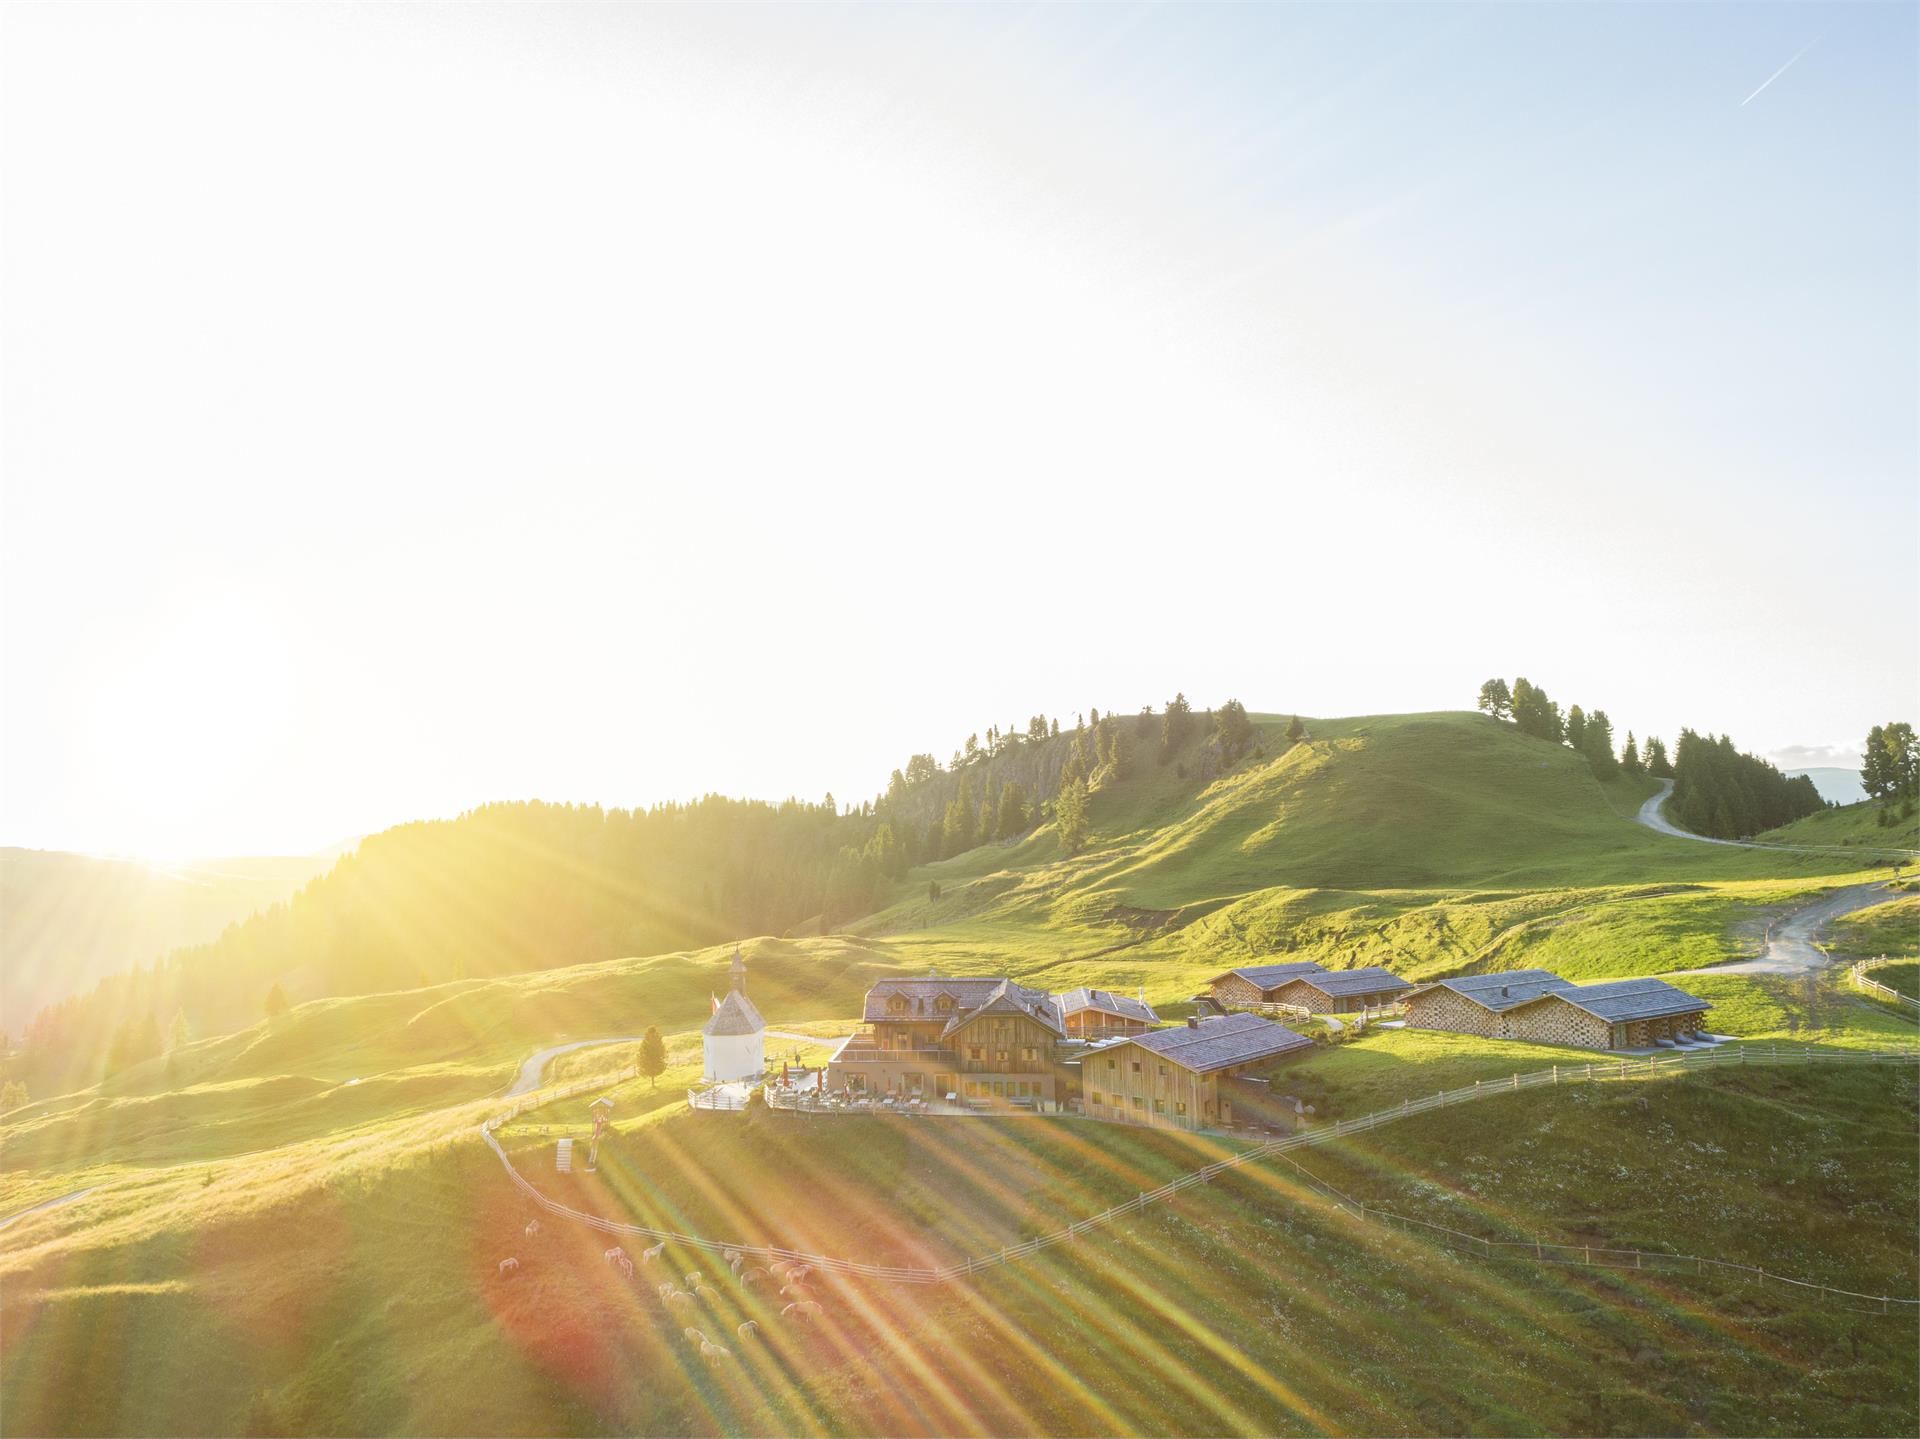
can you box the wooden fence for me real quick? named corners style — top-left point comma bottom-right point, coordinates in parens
top-left (1849, 959), bottom-right (1919, 1015)
top-left (480, 1041), bottom-right (1920, 1304)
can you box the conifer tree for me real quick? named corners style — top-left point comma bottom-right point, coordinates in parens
top-left (1564, 705), bottom-right (1587, 752)
top-left (1476, 678), bottom-right (1512, 720)
top-left (1621, 732), bottom-right (1641, 773)
top-left (1055, 776), bottom-right (1090, 855)
top-left (264, 983), bottom-right (290, 1023)
top-left (1286, 715), bottom-right (1306, 742)
top-left (639, 1026), bottom-right (667, 1089)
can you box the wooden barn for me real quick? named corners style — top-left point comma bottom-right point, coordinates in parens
top-left (1208, 960), bottom-right (1329, 1010)
top-left (1082, 1013), bottom-right (1312, 1131)
top-left (1261, 965), bottom-right (1412, 1014)
top-left (1405, 971), bottom-right (1712, 1051)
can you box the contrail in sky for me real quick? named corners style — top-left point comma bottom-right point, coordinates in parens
top-left (1741, 38), bottom-right (1820, 107)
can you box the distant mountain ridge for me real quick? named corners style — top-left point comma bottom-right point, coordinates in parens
top-left (1783, 767), bottom-right (1868, 806)
top-left (0, 847), bottom-right (334, 1037)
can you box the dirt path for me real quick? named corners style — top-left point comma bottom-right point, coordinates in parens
top-left (1636, 780), bottom-right (1750, 846)
top-left (505, 1036), bottom-right (649, 1097)
top-left (0, 1186), bottom-right (95, 1233)
top-left (1670, 881), bottom-right (1897, 978)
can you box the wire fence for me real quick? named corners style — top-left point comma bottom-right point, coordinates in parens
top-left (481, 1041), bottom-right (1920, 1303)
top-left (1849, 959), bottom-right (1920, 1015)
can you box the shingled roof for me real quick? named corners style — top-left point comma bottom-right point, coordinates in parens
top-left (1415, 970), bottom-right (1575, 1013)
top-left (861, 977), bottom-right (1007, 1023)
top-left (941, 979), bottom-right (1064, 1038)
top-left (1055, 988), bottom-right (1159, 1025)
top-left (1522, 977), bottom-right (1712, 1024)
top-left (1120, 1013), bottom-right (1312, 1074)
top-left (1211, 960), bottom-right (1329, 991)
top-left (704, 988), bottom-right (765, 1037)
top-left (1279, 966), bottom-right (1412, 1000)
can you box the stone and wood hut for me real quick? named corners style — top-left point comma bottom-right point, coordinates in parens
top-left (1404, 970), bottom-right (1712, 1051)
top-left (1054, 987), bottom-right (1159, 1038)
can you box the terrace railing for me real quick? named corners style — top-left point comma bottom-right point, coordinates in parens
top-left (478, 1041), bottom-right (1920, 1305)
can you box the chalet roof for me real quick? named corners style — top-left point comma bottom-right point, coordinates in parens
top-left (1414, 970), bottom-right (1574, 1013)
top-left (1279, 966), bottom-right (1412, 999)
top-left (941, 979), bottom-right (1064, 1039)
top-left (1055, 987), bottom-right (1159, 1025)
top-left (704, 988), bottom-right (765, 1037)
top-left (861, 977), bottom-right (1006, 1023)
top-left (1212, 960), bottom-right (1329, 991)
top-left (1520, 977), bottom-right (1712, 1025)
top-left (1119, 1013), bottom-right (1312, 1074)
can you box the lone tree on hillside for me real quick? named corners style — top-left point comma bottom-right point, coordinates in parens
top-left (1286, 715), bottom-right (1306, 742)
top-left (166, 1009), bottom-right (191, 1052)
top-left (1476, 678), bottom-right (1512, 720)
top-left (638, 1026), bottom-right (667, 1090)
top-left (1, 1079), bottom-right (29, 1111)
top-left (264, 983), bottom-right (290, 1023)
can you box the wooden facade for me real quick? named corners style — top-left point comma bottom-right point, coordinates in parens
top-left (828, 981), bottom-right (1064, 1106)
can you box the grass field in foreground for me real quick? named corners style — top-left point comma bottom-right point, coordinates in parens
top-left (7, 1058), bottom-right (1911, 1438)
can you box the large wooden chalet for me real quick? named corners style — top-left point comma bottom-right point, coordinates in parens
top-left (1404, 971), bottom-right (1712, 1051)
top-left (828, 977), bottom-right (1067, 1107)
top-left (1083, 1012), bottom-right (1312, 1132)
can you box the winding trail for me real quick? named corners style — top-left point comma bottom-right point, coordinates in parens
top-left (1633, 779), bottom-right (1903, 976)
top-left (0, 1186), bottom-right (94, 1233)
top-left (506, 1036), bottom-right (649, 1098)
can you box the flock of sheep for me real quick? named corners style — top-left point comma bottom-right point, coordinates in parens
top-left (497, 1217), bottom-right (828, 1362)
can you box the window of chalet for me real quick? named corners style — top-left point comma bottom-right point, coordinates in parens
top-left (888, 995), bottom-right (906, 1014)
top-left (1131, 1059), bottom-right (1141, 1073)
top-left (1131, 1096), bottom-right (1145, 1109)
top-left (1154, 1099), bottom-right (1165, 1113)
top-left (1175, 1101), bottom-right (1187, 1115)
top-left (935, 996), bottom-right (953, 1013)
top-left (968, 1046), bottom-right (983, 1060)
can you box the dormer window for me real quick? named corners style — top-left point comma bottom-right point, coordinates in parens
top-left (888, 995), bottom-right (907, 1015)
top-left (935, 995), bottom-right (953, 1013)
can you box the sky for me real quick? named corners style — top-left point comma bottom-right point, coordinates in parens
top-left (2, 2), bottom-right (1915, 860)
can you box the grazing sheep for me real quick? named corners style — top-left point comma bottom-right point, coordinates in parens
top-left (657, 1282), bottom-right (678, 1301)
top-left (781, 1300), bottom-right (823, 1318)
top-left (684, 1271), bottom-right (702, 1287)
top-left (498, 1258), bottom-right (520, 1277)
top-left (641, 1241), bottom-right (665, 1263)
top-left (615, 1256), bottom-right (635, 1279)
top-left (722, 1248), bottom-right (741, 1267)
top-left (683, 1327), bottom-right (708, 1345)
top-left (605, 1247), bottom-right (626, 1262)
top-left (780, 1284), bottom-right (813, 1301)
top-left (736, 1320), bottom-right (760, 1341)
top-left (699, 1340), bottom-right (732, 1362)
top-left (741, 1267), bottom-right (771, 1287)
top-left (524, 1219), bottom-right (541, 1238)
top-left (666, 1290), bottom-right (699, 1314)
top-left (787, 1264), bottom-right (812, 1283)
top-left (695, 1284), bottom-right (722, 1304)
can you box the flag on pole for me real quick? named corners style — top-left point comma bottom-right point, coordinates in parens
top-left (711, 993), bottom-right (720, 1014)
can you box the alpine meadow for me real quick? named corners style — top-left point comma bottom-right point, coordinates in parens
top-left (2, 5), bottom-right (1916, 1439)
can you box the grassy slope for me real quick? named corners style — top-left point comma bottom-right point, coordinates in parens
top-left (5, 708), bottom-right (1918, 1435)
top-left (1757, 798), bottom-right (1920, 855)
top-left (5, 1065), bottom-right (1911, 1437)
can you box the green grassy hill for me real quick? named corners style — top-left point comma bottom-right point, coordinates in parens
top-left (4, 705), bottom-right (1916, 1436)
top-left (1757, 798), bottom-right (1920, 855)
